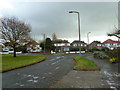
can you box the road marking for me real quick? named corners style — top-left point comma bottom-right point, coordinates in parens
top-left (51, 62), bottom-right (56, 65)
top-left (20, 84), bottom-right (24, 87)
top-left (33, 80), bottom-right (38, 83)
top-left (56, 57), bottom-right (61, 59)
top-left (42, 77), bottom-right (45, 79)
top-left (48, 72), bottom-right (52, 74)
top-left (33, 77), bottom-right (39, 79)
top-left (63, 56), bottom-right (64, 57)
top-left (50, 59), bottom-right (55, 61)
top-left (55, 67), bottom-right (60, 70)
top-left (51, 60), bottom-right (61, 65)
top-left (28, 80), bottom-right (33, 82)
top-left (27, 75), bottom-right (32, 77)
top-left (110, 86), bottom-right (116, 89)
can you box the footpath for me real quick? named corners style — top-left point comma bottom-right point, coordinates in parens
top-left (50, 56), bottom-right (120, 89)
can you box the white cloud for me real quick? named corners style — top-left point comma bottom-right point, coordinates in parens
top-left (0, 1), bottom-right (14, 9)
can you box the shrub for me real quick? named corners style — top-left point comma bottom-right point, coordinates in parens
top-left (106, 49), bottom-right (120, 59)
top-left (109, 58), bottom-right (117, 63)
top-left (91, 47), bottom-right (100, 52)
top-left (93, 51), bottom-right (109, 59)
top-left (101, 47), bottom-right (109, 52)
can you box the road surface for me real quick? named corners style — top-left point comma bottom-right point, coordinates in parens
top-left (2, 54), bottom-right (77, 88)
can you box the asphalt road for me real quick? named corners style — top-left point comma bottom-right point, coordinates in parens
top-left (2, 54), bottom-right (77, 88)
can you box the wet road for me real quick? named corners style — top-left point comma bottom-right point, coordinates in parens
top-left (2, 54), bottom-right (77, 88)
top-left (87, 56), bottom-right (120, 89)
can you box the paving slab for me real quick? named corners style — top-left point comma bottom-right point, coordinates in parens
top-left (51, 70), bottom-right (109, 88)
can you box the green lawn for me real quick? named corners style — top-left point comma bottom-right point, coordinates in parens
top-left (73, 55), bottom-right (100, 70)
top-left (1, 54), bottom-right (46, 72)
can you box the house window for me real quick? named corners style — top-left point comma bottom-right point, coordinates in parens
top-left (81, 44), bottom-right (83, 46)
top-left (97, 44), bottom-right (101, 46)
top-left (110, 43), bottom-right (113, 45)
top-left (73, 44), bottom-right (77, 47)
top-left (64, 48), bottom-right (69, 51)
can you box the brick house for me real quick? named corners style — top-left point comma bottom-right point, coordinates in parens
top-left (70, 40), bottom-right (87, 51)
top-left (89, 41), bottom-right (103, 49)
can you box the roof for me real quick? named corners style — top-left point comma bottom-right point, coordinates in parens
top-left (71, 40), bottom-right (87, 44)
top-left (53, 40), bottom-right (69, 43)
top-left (89, 41), bottom-right (102, 45)
top-left (27, 40), bottom-right (38, 45)
top-left (103, 39), bottom-right (120, 44)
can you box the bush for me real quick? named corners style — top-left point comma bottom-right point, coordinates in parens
top-left (106, 49), bottom-right (120, 59)
top-left (70, 48), bottom-right (79, 51)
top-left (93, 51), bottom-right (109, 59)
top-left (90, 47), bottom-right (100, 52)
top-left (101, 47), bottom-right (109, 52)
top-left (109, 58), bottom-right (117, 63)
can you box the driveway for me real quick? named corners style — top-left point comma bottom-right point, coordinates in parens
top-left (2, 54), bottom-right (77, 88)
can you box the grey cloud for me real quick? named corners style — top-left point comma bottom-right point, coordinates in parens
top-left (0, 2), bottom-right (118, 42)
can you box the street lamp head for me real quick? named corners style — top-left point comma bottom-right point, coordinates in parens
top-left (69, 11), bottom-right (73, 13)
top-left (69, 11), bottom-right (78, 13)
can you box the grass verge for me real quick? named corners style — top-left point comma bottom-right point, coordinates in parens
top-left (73, 55), bottom-right (100, 71)
top-left (1, 54), bottom-right (46, 72)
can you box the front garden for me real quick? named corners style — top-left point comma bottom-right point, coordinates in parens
top-left (92, 47), bottom-right (120, 63)
top-left (73, 55), bottom-right (100, 71)
top-left (1, 54), bottom-right (46, 72)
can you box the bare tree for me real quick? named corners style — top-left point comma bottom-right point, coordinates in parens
top-left (52, 32), bottom-right (57, 41)
top-left (107, 27), bottom-right (120, 39)
top-left (0, 17), bottom-right (31, 57)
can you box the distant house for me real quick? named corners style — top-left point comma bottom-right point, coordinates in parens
top-left (89, 41), bottom-right (103, 49)
top-left (53, 40), bottom-right (70, 52)
top-left (71, 40), bottom-right (87, 47)
top-left (70, 40), bottom-right (87, 51)
top-left (27, 40), bottom-right (41, 52)
top-left (103, 39), bottom-right (120, 50)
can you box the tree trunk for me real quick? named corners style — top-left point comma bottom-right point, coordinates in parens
top-left (13, 44), bottom-right (16, 57)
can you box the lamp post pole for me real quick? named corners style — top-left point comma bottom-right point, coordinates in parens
top-left (87, 32), bottom-right (91, 44)
top-left (87, 32), bottom-right (91, 51)
top-left (69, 11), bottom-right (81, 55)
top-left (41, 33), bottom-right (46, 53)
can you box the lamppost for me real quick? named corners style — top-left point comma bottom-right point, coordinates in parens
top-left (41, 33), bottom-right (46, 53)
top-left (87, 32), bottom-right (91, 44)
top-left (87, 32), bottom-right (91, 51)
top-left (69, 11), bottom-right (81, 55)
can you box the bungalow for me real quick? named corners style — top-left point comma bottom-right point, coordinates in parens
top-left (103, 39), bottom-right (120, 50)
top-left (52, 40), bottom-right (70, 53)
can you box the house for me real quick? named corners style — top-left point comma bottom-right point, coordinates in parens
top-left (71, 40), bottom-right (87, 47)
top-left (103, 39), bottom-right (120, 50)
top-left (70, 40), bottom-right (87, 51)
top-left (89, 41), bottom-right (103, 49)
top-left (52, 40), bottom-right (70, 52)
top-left (26, 40), bottom-right (42, 52)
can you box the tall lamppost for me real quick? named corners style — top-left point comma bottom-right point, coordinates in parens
top-left (87, 32), bottom-right (91, 44)
top-left (69, 11), bottom-right (81, 55)
top-left (87, 32), bottom-right (91, 51)
top-left (41, 33), bottom-right (46, 53)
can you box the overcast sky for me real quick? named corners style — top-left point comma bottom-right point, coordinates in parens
top-left (0, 1), bottom-right (119, 43)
